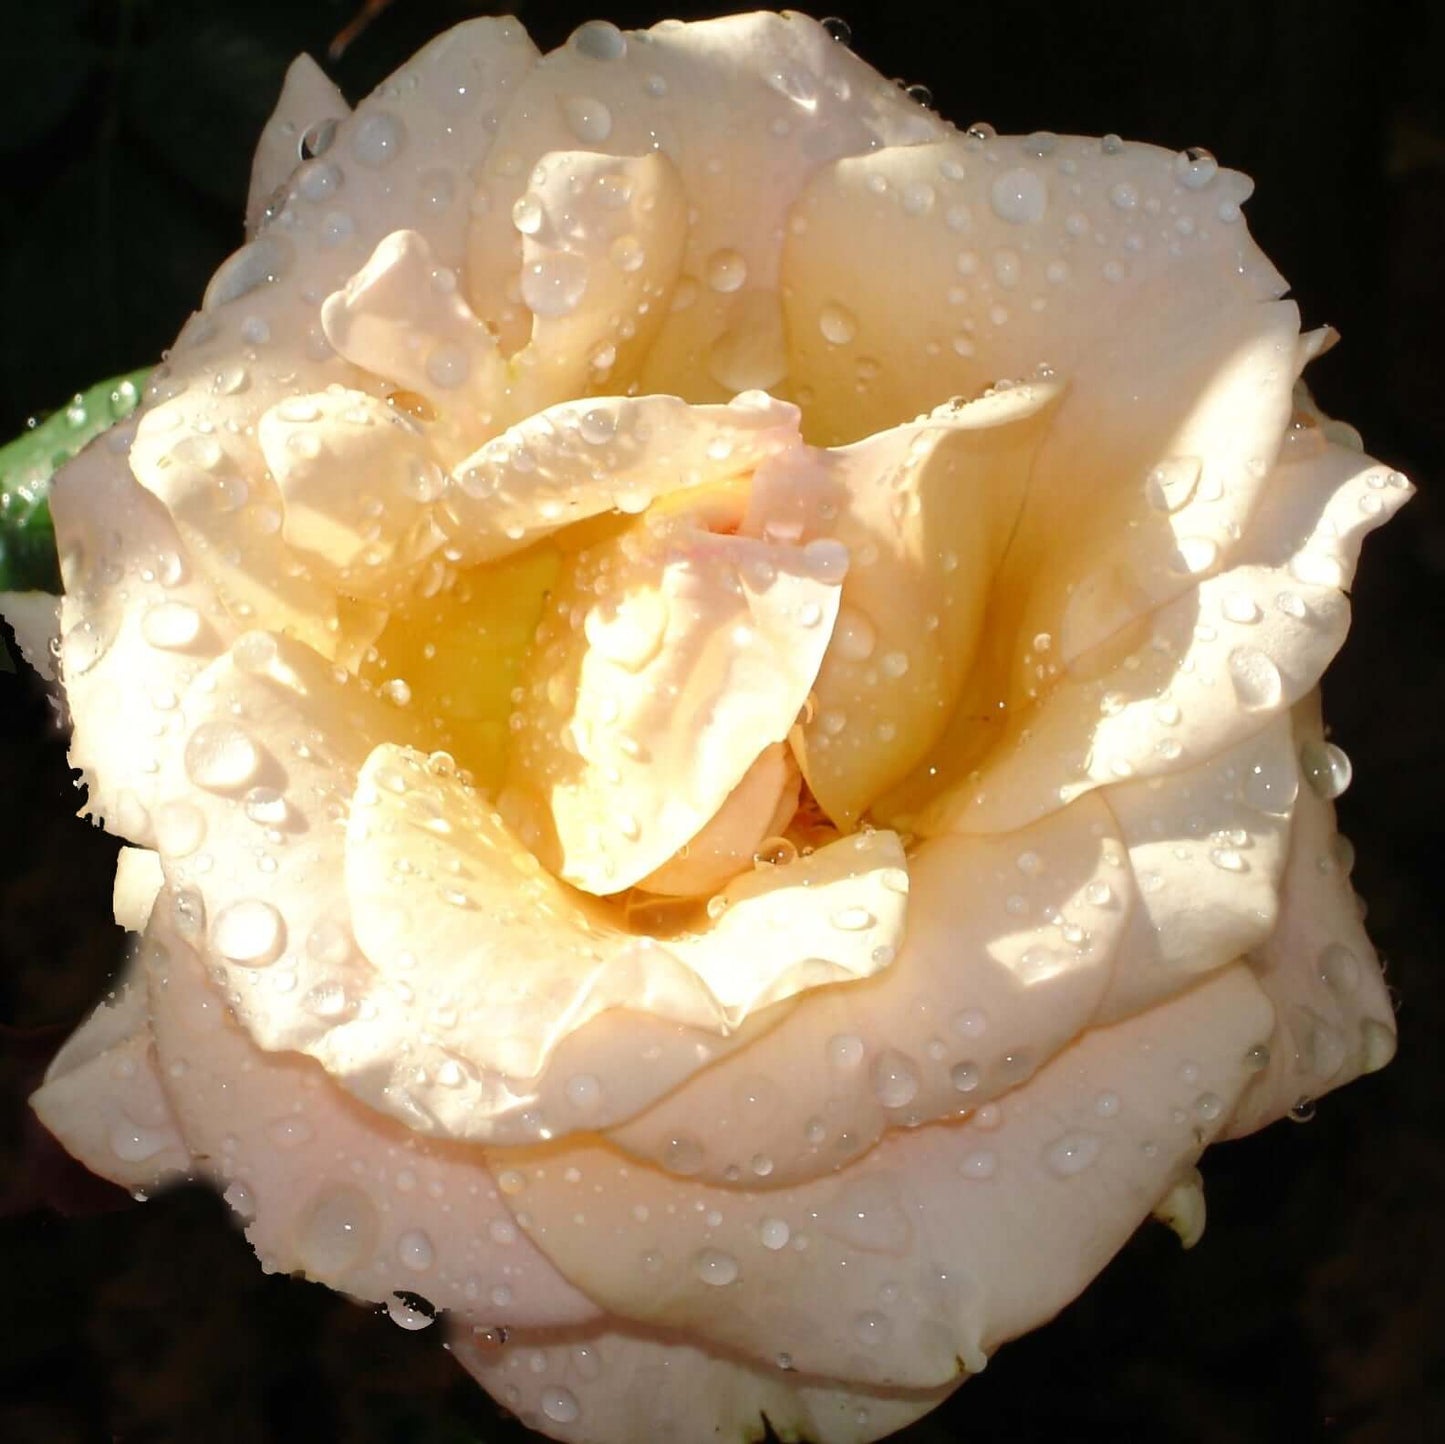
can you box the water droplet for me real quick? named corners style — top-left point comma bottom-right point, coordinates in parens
top-left (1318, 943), bottom-right (1361, 995)
top-left (560, 93), bottom-right (613, 143)
top-left (1045, 1131), bottom-right (1103, 1177)
top-left (831, 905), bottom-right (875, 932)
top-left (1360, 1018), bottom-right (1396, 1072)
top-left (990, 167), bottom-right (1047, 224)
top-left (387, 1293), bottom-right (435, 1330)
top-left (214, 899), bottom-right (286, 967)
top-left (185, 722), bottom-right (262, 792)
top-left (142, 601), bottom-right (202, 650)
top-left (1227, 647), bottom-right (1283, 711)
top-left (828, 1034), bottom-right (865, 1069)
top-left (950, 1061), bottom-right (979, 1093)
top-left (1240, 752), bottom-right (1298, 814)
top-left (352, 111), bottom-right (405, 167)
top-left (570, 18), bottom-right (626, 59)
top-left (521, 253), bottom-right (589, 318)
top-left (759, 1217), bottom-right (791, 1250)
top-left (1221, 591), bottom-right (1262, 625)
top-left (565, 1073), bottom-right (602, 1110)
top-left (109, 1117), bottom-right (173, 1162)
top-left (269, 1115), bottom-right (313, 1149)
top-left (694, 1248), bottom-right (739, 1286)
top-left (706, 249), bottom-right (748, 294)
top-left (959, 1149), bottom-right (997, 1180)
top-left (397, 1228), bottom-right (434, 1271)
top-left (833, 606), bottom-right (876, 661)
top-left (154, 801), bottom-right (206, 857)
top-left (1300, 738), bottom-right (1352, 799)
top-left (870, 1051), bottom-right (919, 1109)
top-left (297, 1185), bottom-right (378, 1276)
top-left (819, 301), bottom-right (858, 345)
top-left (1173, 146), bottom-right (1218, 189)
top-left (664, 1136), bottom-right (704, 1175)
top-left (853, 1311), bottom-right (892, 1346)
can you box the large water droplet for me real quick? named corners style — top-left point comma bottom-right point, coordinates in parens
top-left (570, 18), bottom-right (626, 59)
top-left (705, 249), bottom-right (748, 294)
top-left (1227, 647), bottom-right (1283, 711)
top-left (694, 1248), bottom-right (740, 1286)
top-left (142, 600), bottom-right (202, 650)
top-left (297, 1185), bottom-right (378, 1276)
top-left (397, 1228), bottom-right (435, 1271)
top-left (990, 167), bottom-right (1047, 224)
top-left (870, 1050), bottom-right (918, 1109)
top-left (819, 302), bottom-right (858, 345)
top-left (1045, 1131), bottom-right (1104, 1177)
top-left (1300, 738), bottom-right (1352, 799)
top-left (213, 899), bottom-right (286, 967)
top-left (352, 111), bottom-right (405, 167)
top-left (185, 722), bottom-right (262, 792)
top-left (560, 93), bottom-right (613, 143)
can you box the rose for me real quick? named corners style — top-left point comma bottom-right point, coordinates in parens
top-left (2, 10), bottom-right (1410, 1442)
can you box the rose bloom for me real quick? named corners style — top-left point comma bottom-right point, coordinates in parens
top-left (0, 11), bottom-right (1412, 1443)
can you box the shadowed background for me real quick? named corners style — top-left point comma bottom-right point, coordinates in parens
top-left (2, 2), bottom-right (1442, 1441)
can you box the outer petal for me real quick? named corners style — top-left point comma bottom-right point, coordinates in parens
top-left (465, 12), bottom-right (943, 401)
top-left (0, 590), bottom-right (60, 681)
top-left (1093, 716), bottom-right (1296, 1021)
top-left (142, 897), bottom-right (599, 1327)
top-left (245, 53), bottom-right (350, 238)
top-left (50, 424), bottom-right (233, 840)
top-left (121, 20), bottom-right (539, 658)
top-left (1222, 694), bottom-right (1396, 1137)
top-left (487, 967), bottom-right (1274, 1388)
top-left (453, 1318), bottom-right (958, 1444)
top-left (29, 968), bottom-right (192, 1194)
top-left (344, 744), bottom-right (907, 1140)
top-left (606, 791), bottom-right (1129, 1188)
top-left (918, 432), bottom-right (1413, 836)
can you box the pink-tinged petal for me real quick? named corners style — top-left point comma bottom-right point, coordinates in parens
top-left (345, 744), bottom-right (907, 1141)
top-left (503, 506), bottom-right (842, 895)
top-left (30, 971), bottom-right (192, 1194)
top-left (488, 966), bottom-right (1273, 1388)
top-left (466, 13), bottom-right (942, 402)
top-left (607, 791), bottom-right (1127, 1188)
top-left (441, 391), bottom-right (803, 568)
top-left (452, 1316), bottom-right (958, 1444)
top-left (1094, 717), bottom-right (1295, 1022)
top-left (142, 896), bottom-right (599, 1327)
top-left (1222, 694), bottom-right (1396, 1138)
top-left (744, 383), bottom-right (1058, 826)
top-left (49, 427), bottom-right (232, 841)
top-left (919, 434), bottom-right (1412, 837)
top-left (245, 54), bottom-right (349, 239)
top-left (0, 590), bottom-right (60, 681)
top-left (119, 20), bottom-right (538, 658)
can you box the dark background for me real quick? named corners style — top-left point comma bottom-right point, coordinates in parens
top-left (2, 2), bottom-right (1443, 1441)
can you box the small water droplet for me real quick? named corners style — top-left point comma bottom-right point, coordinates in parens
top-left (706, 249), bottom-right (748, 294)
top-left (1227, 647), bottom-right (1283, 711)
top-left (871, 1050), bottom-right (919, 1108)
top-left (352, 111), bottom-right (405, 167)
top-left (570, 18), bottom-right (626, 60)
top-left (397, 1228), bottom-right (434, 1271)
top-left (694, 1248), bottom-right (739, 1286)
top-left (297, 1185), bottom-right (377, 1276)
top-left (990, 167), bottom-right (1047, 224)
top-left (1045, 1131), bottom-right (1103, 1177)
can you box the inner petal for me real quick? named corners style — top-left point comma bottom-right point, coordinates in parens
top-left (501, 500), bottom-right (845, 895)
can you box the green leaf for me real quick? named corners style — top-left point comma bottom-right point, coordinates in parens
top-left (0, 369), bottom-right (150, 594)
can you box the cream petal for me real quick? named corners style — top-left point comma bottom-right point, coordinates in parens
top-left (113, 847), bottom-right (165, 934)
top-left (320, 229), bottom-right (504, 460)
top-left (744, 383), bottom-right (1058, 825)
top-left (30, 971), bottom-right (192, 1194)
top-left (257, 385), bottom-right (444, 587)
top-left (639, 742), bottom-right (799, 897)
top-left (487, 966), bottom-right (1273, 1388)
top-left (49, 426), bottom-right (232, 842)
top-left (452, 1317), bottom-right (957, 1444)
top-left (142, 896), bottom-right (599, 1327)
top-left (919, 437), bottom-right (1412, 836)
top-left (147, 631), bottom-right (434, 1068)
top-left (1093, 716), bottom-right (1296, 1022)
top-left (500, 150), bottom-right (690, 423)
top-left (606, 791), bottom-right (1128, 1188)
top-left (503, 509), bottom-right (842, 895)
top-left (120, 20), bottom-right (538, 658)
top-left (0, 590), bottom-right (60, 681)
top-left (344, 744), bottom-right (906, 1140)
top-left (1221, 694), bottom-right (1397, 1138)
top-left (245, 54), bottom-right (350, 239)
top-left (441, 390), bottom-right (803, 568)
top-left (466, 13), bottom-right (943, 403)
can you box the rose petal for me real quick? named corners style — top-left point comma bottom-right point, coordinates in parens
top-left (1221, 693), bottom-right (1396, 1137)
top-left (502, 506), bottom-right (842, 895)
top-left (344, 743), bottom-right (907, 1140)
top-left (452, 1316), bottom-right (958, 1444)
top-left (743, 383), bottom-right (1059, 825)
top-left (606, 791), bottom-right (1128, 1188)
top-left (124, 20), bottom-right (539, 656)
top-left (465, 13), bottom-right (943, 403)
top-left (113, 847), bottom-right (165, 934)
top-left (1093, 715), bottom-right (1296, 1021)
top-left (29, 970), bottom-right (192, 1194)
top-left (245, 54), bottom-right (350, 239)
top-left (488, 966), bottom-right (1273, 1388)
top-left (440, 390), bottom-right (803, 568)
top-left (50, 426), bottom-right (232, 841)
top-left (915, 436), bottom-right (1412, 836)
top-left (142, 896), bottom-right (599, 1327)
